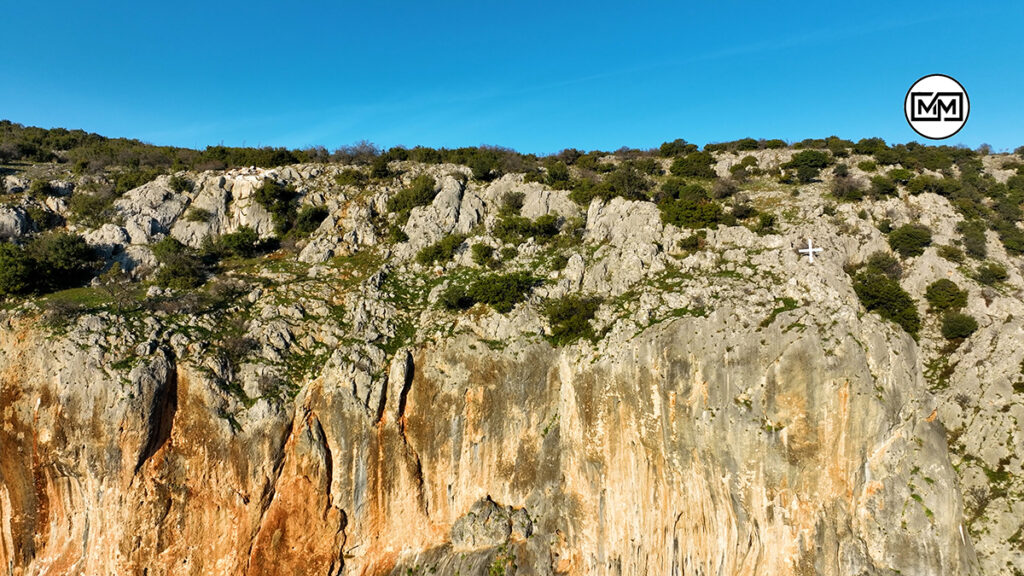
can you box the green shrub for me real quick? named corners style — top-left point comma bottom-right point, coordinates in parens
top-left (549, 253), bottom-right (569, 271)
top-left (669, 152), bottom-right (717, 179)
top-left (493, 214), bottom-right (559, 245)
top-left (546, 161), bottom-right (571, 188)
top-left (852, 269), bottom-right (920, 336)
top-left (925, 279), bottom-right (967, 312)
top-left (168, 175), bottom-right (193, 193)
top-left (471, 243), bottom-right (495, 266)
top-left (678, 231), bottom-right (706, 252)
top-left (0, 242), bottom-right (33, 297)
top-left (887, 168), bottom-right (913, 185)
top-left (438, 283), bottom-right (473, 310)
top-left (941, 312), bottom-right (978, 340)
top-left (853, 138), bottom-right (888, 155)
top-left (936, 244), bottom-right (965, 263)
top-left (29, 180), bottom-right (56, 197)
top-left (387, 175), bottom-right (437, 217)
top-left (219, 226), bottom-right (260, 257)
top-left (469, 151), bottom-right (501, 181)
top-left (152, 237), bottom-right (205, 289)
top-left (657, 181), bottom-right (723, 229)
top-left (253, 180), bottom-right (298, 235)
top-left (793, 165), bottom-right (817, 183)
top-left (369, 156), bottom-right (391, 179)
top-left (440, 271), bottom-right (539, 313)
top-left (729, 156), bottom-right (759, 181)
top-left (756, 213), bottom-right (777, 234)
top-left (865, 251), bottom-right (902, 279)
top-left (869, 176), bottom-right (897, 197)
top-left (887, 224), bottom-right (932, 257)
top-left (25, 206), bottom-right (61, 231)
top-left (874, 148), bottom-right (901, 166)
top-left (857, 160), bottom-right (877, 172)
top-left (832, 163), bottom-right (849, 177)
top-left (416, 233), bottom-right (467, 266)
top-left (659, 139), bottom-right (698, 157)
top-left (975, 261), bottom-right (1008, 285)
top-left (958, 221), bottom-right (987, 259)
top-left (544, 295), bottom-right (602, 345)
top-left (907, 175), bottom-right (960, 197)
top-left (113, 168), bottom-right (164, 194)
top-left (499, 191), bottom-right (525, 217)
top-left (68, 192), bottom-right (115, 228)
top-left (732, 203), bottom-right (757, 220)
top-left (784, 150), bottom-right (831, 176)
top-left (468, 272), bottom-right (538, 313)
top-left (25, 232), bottom-right (99, 293)
top-left (186, 207), bottom-right (213, 222)
top-left (499, 246), bottom-right (519, 262)
top-left (293, 205), bottom-right (329, 237)
top-left (335, 168), bottom-right (367, 187)
top-left (601, 164), bottom-right (652, 199)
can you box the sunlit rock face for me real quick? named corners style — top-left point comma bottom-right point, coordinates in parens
top-left (0, 306), bottom-right (976, 575)
top-left (7, 156), bottom-right (1023, 575)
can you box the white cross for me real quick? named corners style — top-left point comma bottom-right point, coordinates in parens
top-left (798, 238), bottom-right (823, 264)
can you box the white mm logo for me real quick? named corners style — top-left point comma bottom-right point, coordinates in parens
top-left (904, 74), bottom-right (969, 140)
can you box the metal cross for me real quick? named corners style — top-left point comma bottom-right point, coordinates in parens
top-left (798, 238), bottom-right (823, 264)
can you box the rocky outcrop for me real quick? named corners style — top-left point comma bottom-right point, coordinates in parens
top-left (0, 206), bottom-right (29, 239)
top-left (4, 156), bottom-right (1024, 575)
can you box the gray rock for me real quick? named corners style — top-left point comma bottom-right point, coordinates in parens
top-left (0, 206), bottom-right (29, 238)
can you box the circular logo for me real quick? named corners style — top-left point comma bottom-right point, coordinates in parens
top-left (904, 74), bottom-right (969, 139)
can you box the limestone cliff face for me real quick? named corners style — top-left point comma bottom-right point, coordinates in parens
top-left (0, 309), bottom-right (976, 575)
top-left (2, 156), bottom-right (1018, 575)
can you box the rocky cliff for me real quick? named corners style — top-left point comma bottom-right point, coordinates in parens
top-left (1, 150), bottom-right (1022, 575)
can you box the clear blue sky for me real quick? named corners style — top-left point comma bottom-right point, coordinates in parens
top-left (1, 1), bottom-right (1021, 154)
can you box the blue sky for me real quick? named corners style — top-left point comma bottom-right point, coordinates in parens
top-left (1, 1), bottom-right (1021, 153)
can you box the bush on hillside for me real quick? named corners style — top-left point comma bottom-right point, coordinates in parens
top-left (151, 237), bottom-right (205, 289)
top-left (657, 179), bottom-right (723, 229)
top-left (25, 232), bottom-right (99, 293)
top-left (865, 251), bottom-right (903, 279)
top-left (471, 243), bottom-right (495, 267)
top-left (659, 139), bottom-right (698, 157)
top-left (936, 244), bottom-right (965, 263)
top-left (975, 261), bottom-right (1008, 285)
top-left (887, 224), bottom-right (932, 257)
top-left (852, 269), bottom-right (920, 336)
top-left (0, 242), bottom-right (33, 297)
top-left (439, 272), bottom-right (539, 314)
top-left (219, 226), bottom-right (261, 258)
top-left (253, 180), bottom-right (299, 236)
top-left (169, 175), bottom-right (193, 193)
top-left (369, 156), bottom-right (392, 179)
top-left (416, 233), bottom-right (467, 266)
top-left (293, 205), bottom-right (329, 237)
top-left (499, 191), bottom-right (525, 217)
top-left (925, 279), bottom-right (967, 312)
top-left (957, 221), bottom-right (987, 259)
top-left (869, 175), bottom-right (898, 197)
top-left (545, 161), bottom-right (571, 188)
top-left (544, 295), bottom-right (602, 345)
top-left (335, 169), bottom-right (368, 187)
top-left (941, 312), bottom-right (978, 340)
top-left (387, 175), bottom-right (437, 217)
top-left (68, 192), bottom-right (116, 228)
top-left (669, 152), bottom-right (717, 179)
top-left (493, 214), bottom-right (559, 245)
